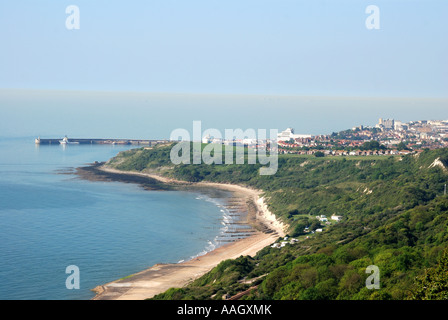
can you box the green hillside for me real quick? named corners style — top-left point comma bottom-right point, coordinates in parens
top-left (106, 144), bottom-right (448, 300)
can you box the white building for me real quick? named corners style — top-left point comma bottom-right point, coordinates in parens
top-left (394, 121), bottom-right (408, 131)
top-left (331, 215), bottom-right (342, 221)
top-left (278, 128), bottom-right (312, 142)
top-left (377, 118), bottom-right (395, 130)
top-left (202, 134), bottom-right (212, 144)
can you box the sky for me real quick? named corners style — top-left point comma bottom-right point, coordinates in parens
top-left (0, 1), bottom-right (447, 138)
top-left (1, 0), bottom-right (447, 97)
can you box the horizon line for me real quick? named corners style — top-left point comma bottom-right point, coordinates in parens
top-left (1, 87), bottom-right (447, 101)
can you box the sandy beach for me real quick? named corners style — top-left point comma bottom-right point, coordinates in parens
top-left (89, 165), bottom-right (287, 300)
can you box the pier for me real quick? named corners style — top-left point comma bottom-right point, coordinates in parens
top-left (34, 137), bottom-right (168, 146)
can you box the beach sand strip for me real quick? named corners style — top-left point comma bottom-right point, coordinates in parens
top-left (85, 165), bottom-right (287, 300)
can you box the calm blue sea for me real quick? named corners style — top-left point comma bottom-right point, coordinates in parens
top-left (0, 137), bottom-right (228, 300)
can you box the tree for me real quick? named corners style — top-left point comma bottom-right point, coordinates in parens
top-left (291, 218), bottom-right (310, 237)
top-left (410, 248), bottom-right (448, 300)
top-left (314, 151), bottom-right (325, 158)
top-left (397, 142), bottom-right (409, 151)
top-left (360, 140), bottom-right (386, 151)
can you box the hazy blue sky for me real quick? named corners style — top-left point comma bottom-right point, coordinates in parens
top-left (0, 0), bottom-right (447, 97)
top-left (0, 1), bottom-right (447, 139)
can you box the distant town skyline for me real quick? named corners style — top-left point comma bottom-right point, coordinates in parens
top-left (276, 118), bottom-right (448, 156)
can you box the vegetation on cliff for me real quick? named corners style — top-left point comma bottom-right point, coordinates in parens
top-left (107, 144), bottom-right (448, 300)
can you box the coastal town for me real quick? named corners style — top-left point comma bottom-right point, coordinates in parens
top-left (276, 118), bottom-right (448, 156)
top-left (198, 118), bottom-right (448, 157)
top-left (36, 118), bottom-right (448, 159)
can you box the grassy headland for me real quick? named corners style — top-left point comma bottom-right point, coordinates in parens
top-left (105, 143), bottom-right (448, 300)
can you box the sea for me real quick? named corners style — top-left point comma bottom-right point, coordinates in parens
top-left (0, 137), bottom-right (232, 300)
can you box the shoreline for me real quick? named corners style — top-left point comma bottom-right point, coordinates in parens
top-left (79, 164), bottom-right (287, 300)
top-left (97, 165), bottom-right (287, 235)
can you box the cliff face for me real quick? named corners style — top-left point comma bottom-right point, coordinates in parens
top-left (429, 157), bottom-right (447, 172)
